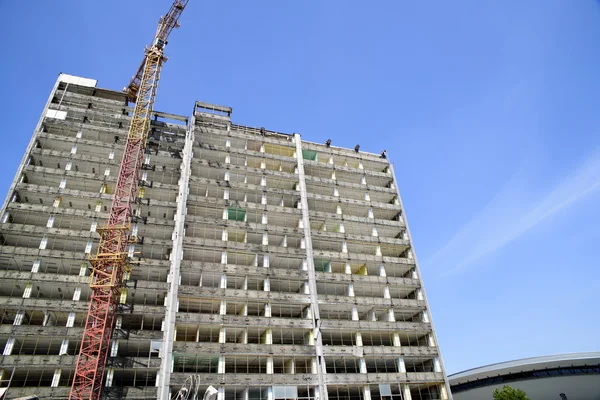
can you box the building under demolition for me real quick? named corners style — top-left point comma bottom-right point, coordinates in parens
top-left (0, 74), bottom-right (452, 400)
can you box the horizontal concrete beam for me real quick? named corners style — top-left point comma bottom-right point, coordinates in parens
top-left (172, 342), bottom-right (316, 357)
top-left (170, 372), bottom-right (318, 386)
top-left (176, 313), bottom-right (313, 329)
top-left (178, 286), bottom-right (311, 304)
top-left (325, 371), bottom-right (445, 385)
top-left (320, 319), bottom-right (430, 333)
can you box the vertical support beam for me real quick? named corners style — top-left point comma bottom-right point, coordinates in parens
top-left (389, 164), bottom-right (453, 399)
top-left (362, 385), bottom-right (372, 400)
top-left (0, 74), bottom-right (73, 219)
top-left (402, 384), bottom-right (412, 400)
top-left (156, 118), bottom-right (194, 400)
top-left (294, 134), bottom-right (328, 400)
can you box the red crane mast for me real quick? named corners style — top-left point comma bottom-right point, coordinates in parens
top-left (69, 2), bottom-right (189, 399)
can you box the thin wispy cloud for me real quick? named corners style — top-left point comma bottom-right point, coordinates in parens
top-left (428, 153), bottom-right (600, 276)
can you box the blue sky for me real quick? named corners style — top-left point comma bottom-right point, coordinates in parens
top-left (1, 1), bottom-right (599, 374)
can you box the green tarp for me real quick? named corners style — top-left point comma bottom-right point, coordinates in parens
top-left (302, 150), bottom-right (317, 161)
top-left (313, 258), bottom-right (331, 272)
top-left (228, 207), bottom-right (246, 221)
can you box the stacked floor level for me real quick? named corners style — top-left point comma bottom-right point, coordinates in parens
top-left (0, 74), bottom-right (452, 400)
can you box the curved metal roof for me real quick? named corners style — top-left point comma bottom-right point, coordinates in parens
top-left (449, 352), bottom-right (600, 385)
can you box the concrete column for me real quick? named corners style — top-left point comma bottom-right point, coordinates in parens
top-left (303, 305), bottom-right (313, 319)
top-left (217, 387), bottom-right (225, 400)
top-left (110, 340), bottom-right (119, 357)
top-left (351, 306), bottom-right (359, 321)
top-left (379, 264), bottom-right (386, 277)
top-left (397, 357), bottom-right (406, 373)
top-left (0, 75), bottom-right (64, 233)
top-left (422, 311), bottom-right (430, 323)
top-left (242, 276), bottom-right (248, 290)
top-left (392, 332), bottom-right (401, 347)
top-left (43, 311), bottom-right (56, 326)
top-left (434, 357), bottom-right (442, 373)
top-left (359, 358), bottom-right (367, 373)
top-left (219, 327), bottom-right (226, 344)
top-left (219, 300), bottom-right (227, 315)
top-left (265, 387), bottom-right (273, 400)
top-left (239, 388), bottom-right (249, 400)
top-left (428, 334), bottom-right (436, 347)
top-left (240, 303), bottom-right (248, 316)
top-left (402, 385), bottom-right (412, 400)
top-left (266, 356), bottom-right (274, 374)
top-left (218, 356), bottom-right (225, 374)
top-left (344, 262), bottom-right (352, 274)
top-left (105, 368), bottom-right (114, 387)
top-left (367, 309), bottom-right (376, 321)
top-left (263, 277), bottom-right (270, 292)
top-left (395, 169), bottom-right (454, 400)
top-left (346, 283), bottom-right (355, 297)
top-left (305, 330), bottom-right (315, 345)
top-left (237, 329), bottom-right (248, 344)
top-left (311, 357), bottom-right (318, 374)
top-left (383, 285), bottom-right (391, 299)
top-left (59, 339), bottom-right (69, 355)
top-left (341, 240), bottom-right (348, 253)
top-left (285, 358), bottom-right (295, 374)
top-left (367, 207), bottom-right (374, 219)
top-left (220, 274), bottom-right (227, 289)
top-left (301, 281), bottom-right (310, 294)
top-left (362, 386), bottom-right (372, 400)
top-left (51, 368), bottom-right (62, 387)
top-left (2, 338), bottom-right (15, 355)
top-left (294, 134), bottom-right (328, 400)
top-left (354, 332), bottom-right (363, 347)
top-left (386, 308), bottom-right (395, 322)
top-left (264, 301), bottom-right (271, 317)
top-left (440, 384), bottom-right (449, 400)
top-left (261, 328), bottom-right (273, 344)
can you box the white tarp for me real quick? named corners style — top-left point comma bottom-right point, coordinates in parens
top-left (59, 73), bottom-right (97, 88)
top-left (46, 109), bottom-right (67, 120)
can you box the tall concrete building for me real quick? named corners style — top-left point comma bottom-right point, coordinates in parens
top-left (0, 74), bottom-right (452, 400)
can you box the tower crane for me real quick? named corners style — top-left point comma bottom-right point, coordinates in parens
top-left (69, 1), bottom-right (189, 399)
